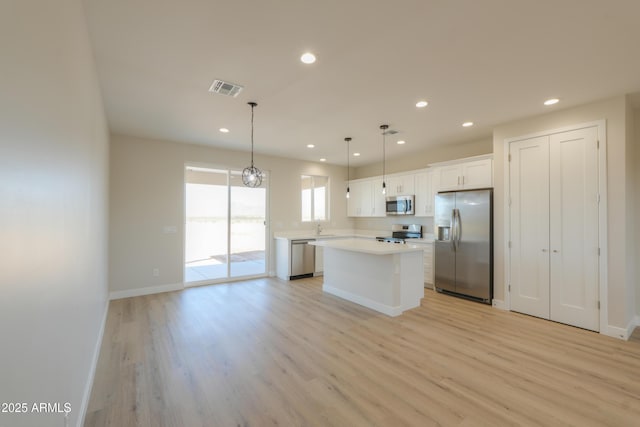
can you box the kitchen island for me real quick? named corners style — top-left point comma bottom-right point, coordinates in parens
top-left (309, 239), bottom-right (424, 316)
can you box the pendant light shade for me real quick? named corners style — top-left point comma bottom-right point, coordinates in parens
top-left (345, 137), bottom-right (352, 199)
top-left (242, 102), bottom-right (263, 187)
top-left (380, 124), bottom-right (389, 195)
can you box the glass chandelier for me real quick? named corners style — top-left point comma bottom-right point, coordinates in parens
top-left (345, 137), bottom-right (352, 198)
top-left (380, 124), bottom-right (388, 194)
top-left (242, 101), bottom-right (263, 187)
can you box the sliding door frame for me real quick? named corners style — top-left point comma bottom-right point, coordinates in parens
top-left (183, 162), bottom-right (270, 287)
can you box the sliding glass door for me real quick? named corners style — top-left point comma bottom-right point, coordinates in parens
top-left (229, 171), bottom-right (266, 277)
top-left (185, 166), bottom-right (267, 284)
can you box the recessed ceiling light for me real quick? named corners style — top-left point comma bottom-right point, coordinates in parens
top-left (353, 152), bottom-right (361, 157)
top-left (319, 158), bottom-right (326, 162)
top-left (416, 100), bottom-right (428, 108)
top-left (544, 98), bottom-right (559, 106)
top-left (307, 144), bottom-right (315, 148)
top-left (462, 122), bottom-right (474, 127)
top-left (300, 52), bottom-right (316, 64)
top-left (397, 140), bottom-right (406, 145)
top-left (219, 128), bottom-right (229, 133)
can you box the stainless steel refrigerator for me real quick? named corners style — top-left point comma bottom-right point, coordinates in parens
top-left (434, 189), bottom-right (493, 303)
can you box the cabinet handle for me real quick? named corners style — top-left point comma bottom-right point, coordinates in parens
top-left (552, 249), bottom-right (559, 253)
top-left (457, 176), bottom-right (460, 185)
top-left (542, 249), bottom-right (548, 252)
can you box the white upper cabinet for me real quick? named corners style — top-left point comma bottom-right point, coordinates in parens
top-left (347, 178), bottom-right (385, 217)
top-left (463, 158), bottom-right (493, 188)
top-left (347, 180), bottom-right (372, 217)
top-left (371, 178), bottom-right (386, 217)
top-left (436, 164), bottom-right (464, 190)
top-left (433, 157), bottom-right (493, 191)
top-left (414, 170), bottom-right (435, 217)
top-left (385, 174), bottom-right (415, 197)
top-left (347, 155), bottom-right (491, 218)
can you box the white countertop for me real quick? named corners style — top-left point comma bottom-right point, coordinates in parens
top-left (309, 238), bottom-right (425, 255)
top-left (274, 229), bottom-right (434, 243)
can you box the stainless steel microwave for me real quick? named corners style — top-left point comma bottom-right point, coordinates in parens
top-left (385, 195), bottom-right (415, 215)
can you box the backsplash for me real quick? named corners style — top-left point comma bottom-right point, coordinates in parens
top-left (354, 216), bottom-right (434, 234)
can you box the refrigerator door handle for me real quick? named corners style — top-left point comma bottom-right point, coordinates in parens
top-left (450, 209), bottom-right (456, 250)
top-left (454, 208), bottom-right (462, 246)
top-left (451, 208), bottom-right (461, 250)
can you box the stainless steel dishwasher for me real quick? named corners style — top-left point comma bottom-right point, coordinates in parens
top-left (290, 239), bottom-right (315, 279)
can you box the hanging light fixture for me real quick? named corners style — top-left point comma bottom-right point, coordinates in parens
top-left (345, 137), bottom-right (352, 198)
top-left (380, 124), bottom-right (388, 194)
top-left (242, 102), bottom-right (263, 187)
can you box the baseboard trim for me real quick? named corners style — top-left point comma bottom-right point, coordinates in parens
top-left (603, 316), bottom-right (639, 341)
top-left (491, 299), bottom-right (507, 310)
top-left (630, 315), bottom-right (640, 339)
top-left (109, 283), bottom-right (184, 300)
top-left (323, 284), bottom-right (402, 317)
top-left (78, 298), bottom-right (109, 427)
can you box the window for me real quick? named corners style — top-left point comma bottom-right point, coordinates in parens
top-left (301, 175), bottom-right (329, 222)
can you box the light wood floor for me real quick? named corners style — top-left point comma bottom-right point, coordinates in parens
top-left (85, 277), bottom-right (640, 426)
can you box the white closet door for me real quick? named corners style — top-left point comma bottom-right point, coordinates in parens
top-left (510, 136), bottom-right (550, 319)
top-left (549, 128), bottom-right (599, 331)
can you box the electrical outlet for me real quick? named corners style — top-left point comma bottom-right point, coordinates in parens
top-left (162, 225), bottom-right (177, 234)
top-left (153, 268), bottom-right (160, 277)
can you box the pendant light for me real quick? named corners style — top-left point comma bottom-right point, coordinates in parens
top-left (380, 124), bottom-right (389, 194)
top-left (345, 137), bottom-right (352, 199)
top-left (242, 102), bottom-right (263, 187)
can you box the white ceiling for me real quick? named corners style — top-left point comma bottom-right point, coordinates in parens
top-left (83, 0), bottom-right (640, 167)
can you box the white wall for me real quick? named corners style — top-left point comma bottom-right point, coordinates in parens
top-left (0, 1), bottom-right (110, 426)
top-left (109, 134), bottom-right (354, 294)
top-left (625, 98), bottom-right (636, 327)
top-left (635, 108), bottom-right (640, 320)
top-left (492, 95), bottom-right (634, 335)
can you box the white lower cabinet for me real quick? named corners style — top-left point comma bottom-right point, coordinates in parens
top-left (423, 243), bottom-right (434, 288)
top-left (411, 242), bottom-right (434, 288)
top-left (315, 245), bottom-right (324, 274)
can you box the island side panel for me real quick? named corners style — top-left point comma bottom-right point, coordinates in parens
top-left (322, 247), bottom-right (400, 316)
top-left (399, 251), bottom-right (425, 311)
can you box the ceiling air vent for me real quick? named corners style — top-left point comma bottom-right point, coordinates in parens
top-left (208, 79), bottom-right (244, 97)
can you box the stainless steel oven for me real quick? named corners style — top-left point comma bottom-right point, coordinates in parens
top-left (376, 224), bottom-right (422, 243)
